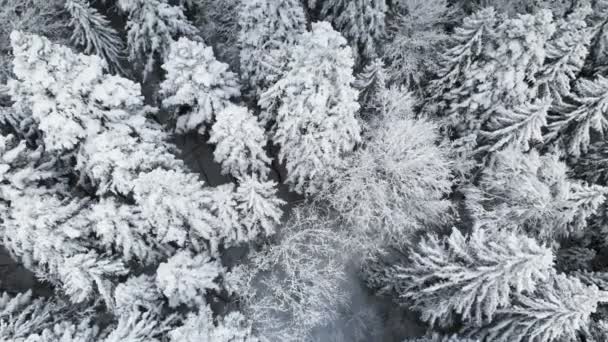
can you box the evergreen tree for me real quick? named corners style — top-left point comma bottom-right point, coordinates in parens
top-left (374, 227), bottom-right (554, 327)
top-left (168, 305), bottom-right (258, 342)
top-left (466, 148), bottom-right (607, 240)
top-left (471, 273), bottom-right (608, 342)
top-left (353, 58), bottom-right (387, 114)
top-left (237, 0), bottom-right (307, 98)
top-left (546, 75), bottom-right (608, 157)
top-left (209, 105), bottom-right (271, 178)
top-left (320, 0), bottom-right (387, 62)
top-left (259, 22), bottom-right (361, 195)
top-left (441, 10), bottom-right (555, 157)
top-left (160, 37), bottom-right (240, 134)
top-left (118, 0), bottom-right (197, 79)
top-left (383, 0), bottom-right (453, 89)
top-left (65, 0), bottom-right (125, 73)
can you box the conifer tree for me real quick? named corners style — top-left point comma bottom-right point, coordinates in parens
top-left (471, 273), bottom-right (608, 342)
top-left (259, 22), bottom-right (361, 195)
top-left (160, 37), bottom-right (240, 134)
top-left (466, 148), bottom-right (607, 240)
top-left (376, 227), bottom-right (554, 327)
top-left (65, 0), bottom-right (125, 73)
top-left (237, 0), bottom-right (307, 98)
top-left (118, 0), bottom-right (197, 79)
top-left (320, 0), bottom-right (387, 62)
top-left (353, 58), bottom-right (387, 114)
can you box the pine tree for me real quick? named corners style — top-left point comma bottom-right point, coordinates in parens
top-left (65, 0), bottom-right (125, 73)
top-left (118, 0), bottom-right (197, 79)
top-left (160, 37), bottom-right (241, 134)
top-left (237, 0), bottom-right (307, 98)
top-left (382, 227), bottom-right (554, 327)
top-left (209, 105), bottom-right (271, 178)
top-left (466, 148), bottom-right (608, 240)
top-left (259, 22), bottom-right (361, 195)
top-left (573, 140), bottom-right (608, 185)
top-left (471, 273), bottom-right (608, 342)
top-left (546, 75), bottom-right (608, 157)
top-left (320, 0), bottom-right (387, 62)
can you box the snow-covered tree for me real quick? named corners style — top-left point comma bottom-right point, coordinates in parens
top-left (383, 0), bottom-right (453, 89)
top-left (404, 334), bottom-right (478, 342)
top-left (65, 0), bottom-right (124, 73)
top-left (353, 58), bottom-right (387, 113)
top-left (118, 0), bottom-right (197, 79)
top-left (471, 273), bottom-right (608, 342)
top-left (160, 37), bottom-right (240, 134)
top-left (238, 206), bottom-right (350, 342)
top-left (441, 10), bottom-right (555, 157)
top-left (209, 105), bottom-right (270, 178)
top-left (232, 175), bottom-right (284, 244)
top-left (156, 250), bottom-right (222, 308)
top-left (237, 0), bottom-right (307, 98)
top-left (375, 227), bottom-right (554, 327)
top-left (259, 22), bottom-right (361, 195)
top-left (1, 32), bottom-right (281, 308)
top-left (466, 148), bottom-right (608, 240)
top-left (192, 0), bottom-right (240, 70)
top-left (546, 75), bottom-right (608, 157)
top-left (114, 275), bottom-right (163, 316)
top-left (0, 0), bottom-right (69, 83)
top-left (322, 89), bottom-right (452, 239)
top-left (168, 305), bottom-right (258, 342)
top-left (538, 4), bottom-right (592, 105)
top-left (320, 0), bottom-right (387, 62)
top-left (573, 140), bottom-right (608, 185)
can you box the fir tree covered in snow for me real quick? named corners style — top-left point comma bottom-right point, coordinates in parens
top-left (259, 22), bottom-right (361, 195)
top-left (160, 37), bottom-right (241, 134)
top-left (237, 0), bottom-right (307, 98)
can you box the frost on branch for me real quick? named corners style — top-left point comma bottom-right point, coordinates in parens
top-left (367, 227), bottom-right (554, 327)
top-left (156, 250), bottom-right (222, 308)
top-left (209, 105), bottom-right (271, 179)
top-left (238, 0), bottom-right (306, 98)
top-left (160, 37), bottom-right (241, 134)
top-left (259, 22), bottom-right (361, 195)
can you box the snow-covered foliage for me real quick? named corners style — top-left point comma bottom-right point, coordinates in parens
top-left (471, 273), bottom-right (608, 342)
top-left (168, 305), bottom-right (258, 342)
top-left (238, 206), bottom-right (350, 342)
top-left (209, 105), bottom-right (270, 178)
top-left (119, 0), bottom-right (197, 79)
top-left (260, 22), bottom-right (361, 195)
top-left (156, 250), bottom-right (222, 308)
top-left (439, 9), bottom-right (555, 158)
top-left (383, 0), bottom-right (453, 89)
top-left (466, 148), bottom-right (608, 240)
top-left (160, 37), bottom-right (240, 134)
top-left (322, 89), bottom-right (452, 238)
top-left (65, 0), bottom-right (124, 73)
top-left (320, 0), bottom-right (387, 62)
top-left (238, 0), bottom-right (306, 98)
top-left (373, 227), bottom-right (554, 327)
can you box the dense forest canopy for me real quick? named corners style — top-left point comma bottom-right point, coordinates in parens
top-left (2, 0), bottom-right (608, 341)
